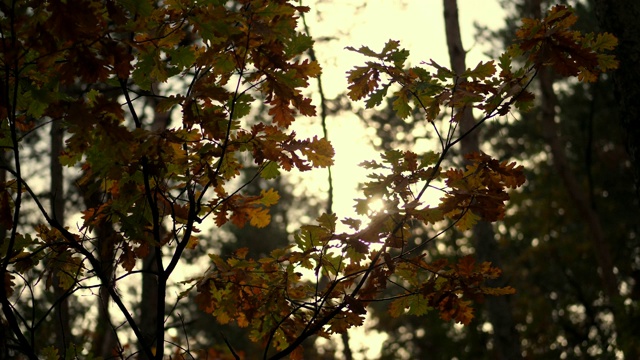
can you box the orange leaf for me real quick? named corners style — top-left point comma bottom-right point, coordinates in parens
top-left (268, 98), bottom-right (295, 128)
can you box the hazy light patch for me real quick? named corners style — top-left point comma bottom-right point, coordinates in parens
top-left (367, 197), bottom-right (386, 214)
top-left (482, 321), bottom-right (494, 334)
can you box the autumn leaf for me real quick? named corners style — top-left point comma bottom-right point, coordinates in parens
top-left (454, 209), bottom-right (480, 231)
top-left (411, 206), bottom-right (444, 225)
top-left (3, 272), bottom-right (15, 298)
top-left (257, 188), bottom-right (280, 206)
top-left (269, 98), bottom-right (296, 128)
top-left (346, 66), bottom-right (379, 101)
top-left (0, 2), bottom-right (620, 358)
top-left (247, 208), bottom-right (271, 228)
top-left (300, 136), bottom-right (334, 168)
top-left (462, 60), bottom-right (496, 80)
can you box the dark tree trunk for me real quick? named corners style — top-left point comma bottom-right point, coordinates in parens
top-left (51, 119), bottom-right (72, 356)
top-left (138, 84), bottom-right (171, 359)
top-left (443, 1), bottom-right (522, 359)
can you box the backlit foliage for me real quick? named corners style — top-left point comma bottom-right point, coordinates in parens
top-left (0, 2), bottom-right (616, 359)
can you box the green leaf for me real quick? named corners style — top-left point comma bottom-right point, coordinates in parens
top-left (229, 93), bottom-right (254, 120)
top-left (26, 97), bottom-right (48, 118)
top-left (407, 294), bottom-right (431, 316)
top-left (365, 84), bottom-right (390, 108)
top-left (119, 0), bottom-right (153, 17)
top-left (85, 89), bottom-right (101, 106)
top-left (167, 46), bottom-right (196, 71)
top-left (131, 52), bottom-right (155, 91)
top-left (420, 151), bottom-right (440, 167)
top-left (392, 92), bottom-right (412, 119)
top-left (353, 199), bottom-right (369, 216)
top-left (380, 40), bottom-right (401, 58)
top-left (387, 48), bottom-right (410, 68)
top-left (345, 45), bottom-right (379, 58)
top-left (295, 225), bottom-right (331, 251)
top-left (382, 149), bottom-right (403, 165)
top-left (317, 212), bottom-right (337, 232)
top-left (41, 346), bottom-right (60, 360)
top-left (286, 33), bottom-right (314, 57)
top-left (260, 161), bottom-right (281, 179)
top-left (389, 296), bottom-right (410, 317)
top-left (156, 95), bottom-right (183, 113)
top-left (24, 88), bottom-right (54, 118)
top-left (592, 32), bottom-right (618, 51)
top-left (498, 52), bottom-right (512, 74)
top-left (462, 60), bottom-right (496, 80)
top-left (428, 60), bottom-right (456, 80)
top-left (413, 206), bottom-right (444, 225)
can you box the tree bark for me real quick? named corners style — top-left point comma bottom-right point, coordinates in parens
top-left (443, 1), bottom-right (522, 359)
top-left (51, 119), bottom-right (72, 356)
top-left (138, 84), bottom-right (171, 359)
top-left (82, 181), bottom-right (119, 358)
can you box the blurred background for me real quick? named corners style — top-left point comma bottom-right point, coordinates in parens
top-left (7, 0), bottom-right (638, 359)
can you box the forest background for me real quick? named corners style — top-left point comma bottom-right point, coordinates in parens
top-left (1, 0), bottom-right (638, 359)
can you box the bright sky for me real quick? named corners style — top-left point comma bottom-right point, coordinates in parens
top-left (293, 1), bottom-right (507, 358)
top-left (297, 0), bottom-right (506, 217)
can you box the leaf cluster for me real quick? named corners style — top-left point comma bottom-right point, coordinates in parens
top-left (0, 2), bottom-right (618, 359)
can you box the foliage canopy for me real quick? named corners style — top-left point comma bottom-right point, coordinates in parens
top-left (0, 1), bottom-right (616, 359)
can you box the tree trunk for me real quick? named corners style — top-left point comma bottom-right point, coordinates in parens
top-left (82, 182), bottom-right (119, 358)
top-left (140, 250), bottom-right (159, 360)
top-left (138, 84), bottom-right (171, 359)
top-left (443, 1), bottom-right (522, 359)
top-left (51, 119), bottom-right (72, 356)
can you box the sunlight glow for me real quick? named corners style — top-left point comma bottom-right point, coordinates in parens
top-left (367, 197), bottom-right (386, 214)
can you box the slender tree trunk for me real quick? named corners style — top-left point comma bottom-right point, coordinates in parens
top-left (140, 250), bottom-right (159, 360)
top-left (340, 332), bottom-right (353, 360)
top-left (138, 84), bottom-right (171, 359)
top-left (82, 181), bottom-right (119, 358)
top-left (443, 1), bottom-right (521, 359)
top-left (51, 119), bottom-right (71, 356)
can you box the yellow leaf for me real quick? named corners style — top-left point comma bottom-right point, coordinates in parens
top-left (455, 210), bottom-right (480, 231)
top-left (248, 207), bottom-right (271, 228)
top-left (258, 188), bottom-right (280, 206)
